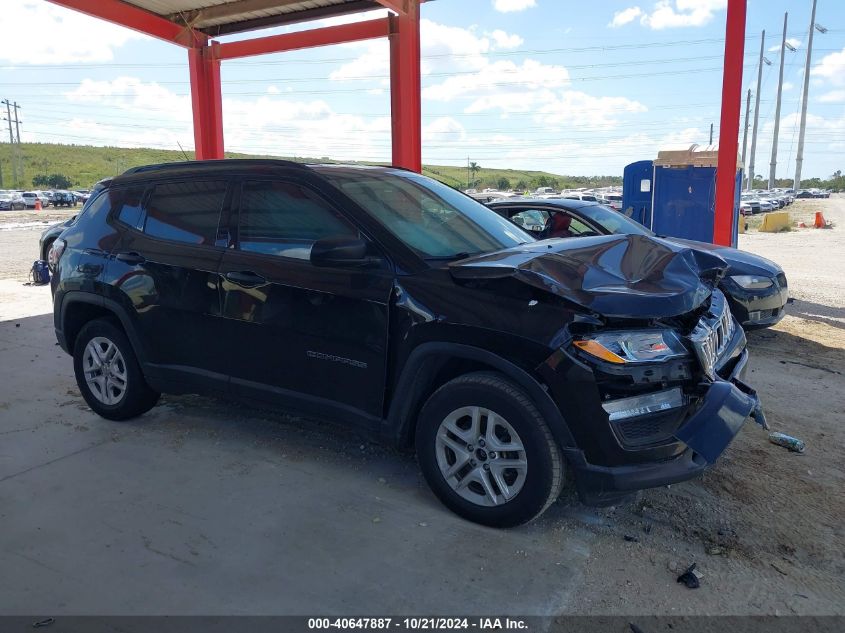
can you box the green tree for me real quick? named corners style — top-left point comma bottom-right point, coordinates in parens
top-left (32, 173), bottom-right (73, 189)
top-left (497, 177), bottom-right (510, 191)
top-left (515, 180), bottom-right (528, 191)
top-left (469, 161), bottom-right (480, 187)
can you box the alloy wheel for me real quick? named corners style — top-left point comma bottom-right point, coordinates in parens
top-left (435, 406), bottom-right (528, 507)
top-left (82, 336), bottom-right (128, 405)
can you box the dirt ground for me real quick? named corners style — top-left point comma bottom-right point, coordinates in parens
top-left (0, 198), bottom-right (843, 616)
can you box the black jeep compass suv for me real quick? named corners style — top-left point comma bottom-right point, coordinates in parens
top-left (50, 160), bottom-right (765, 527)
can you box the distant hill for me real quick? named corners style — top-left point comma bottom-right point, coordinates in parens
top-left (0, 142), bottom-right (622, 191)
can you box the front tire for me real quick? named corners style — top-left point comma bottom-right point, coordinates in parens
top-left (73, 318), bottom-right (160, 421)
top-left (416, 372), bottom-right (564, 527)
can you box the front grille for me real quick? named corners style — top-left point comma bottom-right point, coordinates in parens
top-left (614, 409), bottom-right (686, 448)
top-left (688, 290), bottom-right (734, 380)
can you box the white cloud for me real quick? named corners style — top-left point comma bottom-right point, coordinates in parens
top-left (54, 77), bottom-right (393, 161)
top-left (634, 0), bottom-right (727, 30)
top-left (0, 1), bottom-right (141, 64)
top-left (768, 38), bottom-right (802, 53)
top-left (492, 0), bottom-right (536, 13)
top-left (329, 20), bottom-right (521, 82)
top-left (423, 117), bottom-right (466, 144)
top-left (782, 81), bottom-right (794, 92)
top-left (819, 90), bottom-right (845, 104)
top-left (488, 29), bottom-right (524, 50)
top-left (424, 59), bottom-right (570, 104)
top-left (609, 7), bottom-right (643, 28)
top-left (812, 47), bottom-right (845, 86)
top-left (535, 91), bottom-right (648, 128)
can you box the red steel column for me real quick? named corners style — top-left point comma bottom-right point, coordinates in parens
top-left (714, 0), bottom-right (747, 246)
top-left (188, 43), bottom-right (224, 160)
top-left (389, 4), bottom-right (421, 172)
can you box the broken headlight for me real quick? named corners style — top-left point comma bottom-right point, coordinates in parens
top-left (729, 274), bottom-right (774, 290)
top-left (573, 329), bottom-right (689, 365)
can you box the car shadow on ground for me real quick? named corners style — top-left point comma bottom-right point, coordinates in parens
top-left (784, 298), bottom-right (845, 331)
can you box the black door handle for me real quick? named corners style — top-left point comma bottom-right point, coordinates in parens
top-left (115, 251), bottom-right (145, 265)
top-left (225, 270), bottom-right (266, 287)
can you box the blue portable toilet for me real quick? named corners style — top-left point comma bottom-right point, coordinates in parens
top-left (622, 145), bottom-right (742, 247)
top-left (621, 160), bottom-right (654, 226)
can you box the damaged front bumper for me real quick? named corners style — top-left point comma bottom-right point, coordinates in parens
top-left (564, 345), bottom-right (767, 507)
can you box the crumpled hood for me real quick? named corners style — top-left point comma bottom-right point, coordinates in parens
top-left (667, 237), bottom-right (783, 277)
top-left (449, 234), bottom-right (728, 318)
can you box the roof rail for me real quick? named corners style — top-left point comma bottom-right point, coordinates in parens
top-left (121, 158), bottom-right (308, 176)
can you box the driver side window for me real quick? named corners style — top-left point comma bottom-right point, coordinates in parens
top-left (510, 209), bottom-right (549, 233)
top-left (563, 215), bottom-right (594, 236)
top-left (237, 180), bottom-right (356, 260)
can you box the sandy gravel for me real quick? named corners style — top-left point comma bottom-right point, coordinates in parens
top-left (0, 199), bottom-right (843, 615)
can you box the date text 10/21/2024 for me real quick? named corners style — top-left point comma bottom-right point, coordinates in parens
top-left (307, 618), bottom-right (529, 630)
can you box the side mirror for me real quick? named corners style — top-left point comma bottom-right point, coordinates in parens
top-left (311, 235), bottom-right (374, 268)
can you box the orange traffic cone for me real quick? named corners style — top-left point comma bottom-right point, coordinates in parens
top-left (34, 199), bottom-right (42, 211)
top-left (814, 211), bottom-right (827, 228)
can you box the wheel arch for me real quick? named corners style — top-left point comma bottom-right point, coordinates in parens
top-left (59, 292), bottom-right (148, 366)
top-left (384, 342), bottom-right (576, 451)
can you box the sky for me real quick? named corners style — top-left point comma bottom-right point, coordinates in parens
top-left (1, 0), bottom-right (843, 179)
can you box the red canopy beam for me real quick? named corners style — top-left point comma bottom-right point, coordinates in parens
top-left (216, 17), bottom-right (391, 60)
top-left (188, 43), bottom-right (224, 160)
top-left (46, 0), bottom-right (206, 47)
top-left (389, 6), bottom-right (421, 171)
top-left (714, 0), bottom-right (747, 246)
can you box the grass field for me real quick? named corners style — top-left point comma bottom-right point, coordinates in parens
top-left (0, 142), bottom-right (622, 192)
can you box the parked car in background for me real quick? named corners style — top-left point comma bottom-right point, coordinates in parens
top-left (49, 159), bottom-right (765, 527)
top-left (740, 194), bottom-right (762, 215)
top-left (0, 192), bottom-right (26, 210)
top-left (21, 192), bottom-right (41, 208)
top-left (562, 192), bottom-right (598, 202)
top-left (533, 186), bottom-right (558, 198)
top-left (40, 215), bottom-right (78, 262)
top-left (488, 198), bottom-right (789, 329)
top-left (73, 190), bottom-right (91, 203)
top-left (52, 191), bottom-right (77, 207)
top-left (599, 193), bottom-right (623, 210)
top-left (35, 191), bottom-right (52, 207)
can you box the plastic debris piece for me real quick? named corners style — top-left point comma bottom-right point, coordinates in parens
top-left (769, 432), bottom-right (805, 453)
top-left (677, 563), bottom-right (700, 589)
top-left (624, 534), bottom-right (639, 543)
top-left (33, 618), bottom-right (55, 628)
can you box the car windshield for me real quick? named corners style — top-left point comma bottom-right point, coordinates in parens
top-left (317, 167), bottom-right (533, 259)
top-left (576, 204), bottom-right (655, 237)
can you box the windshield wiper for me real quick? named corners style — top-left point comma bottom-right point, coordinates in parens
top-left (424, 251), bottom-right (479, 261)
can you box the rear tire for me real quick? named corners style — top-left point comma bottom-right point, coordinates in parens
top-left (73, 318), bottom-right (160, 421)
top-left (42, 238), bottom-right (54, 262)
top-left (415, 371), bottom-right (564, 527)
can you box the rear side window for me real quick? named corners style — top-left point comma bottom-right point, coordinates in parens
top-left (237, 180), bottom-right (355, 259)
top-left (143, 180), bottom-right (227, 246)
top-left (115, 186), bottom-right (147, 229)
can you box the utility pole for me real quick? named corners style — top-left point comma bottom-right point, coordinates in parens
top-left (769, 13), bottom-right (789, 190)
top-left (13, 102), bottom-right (21, 143)
top-left (748, 30), bottom-right (767, 191)
top-left (2, 99), bottom-right (19, 188)
top-left (741, 88), bottom-right (752, 189)
top-left (466, 157), bottom-right (470, 191)
top-left (709, 123), bottom-right (714, 145)
top-left (794, 0), bottom-right (820, 191)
